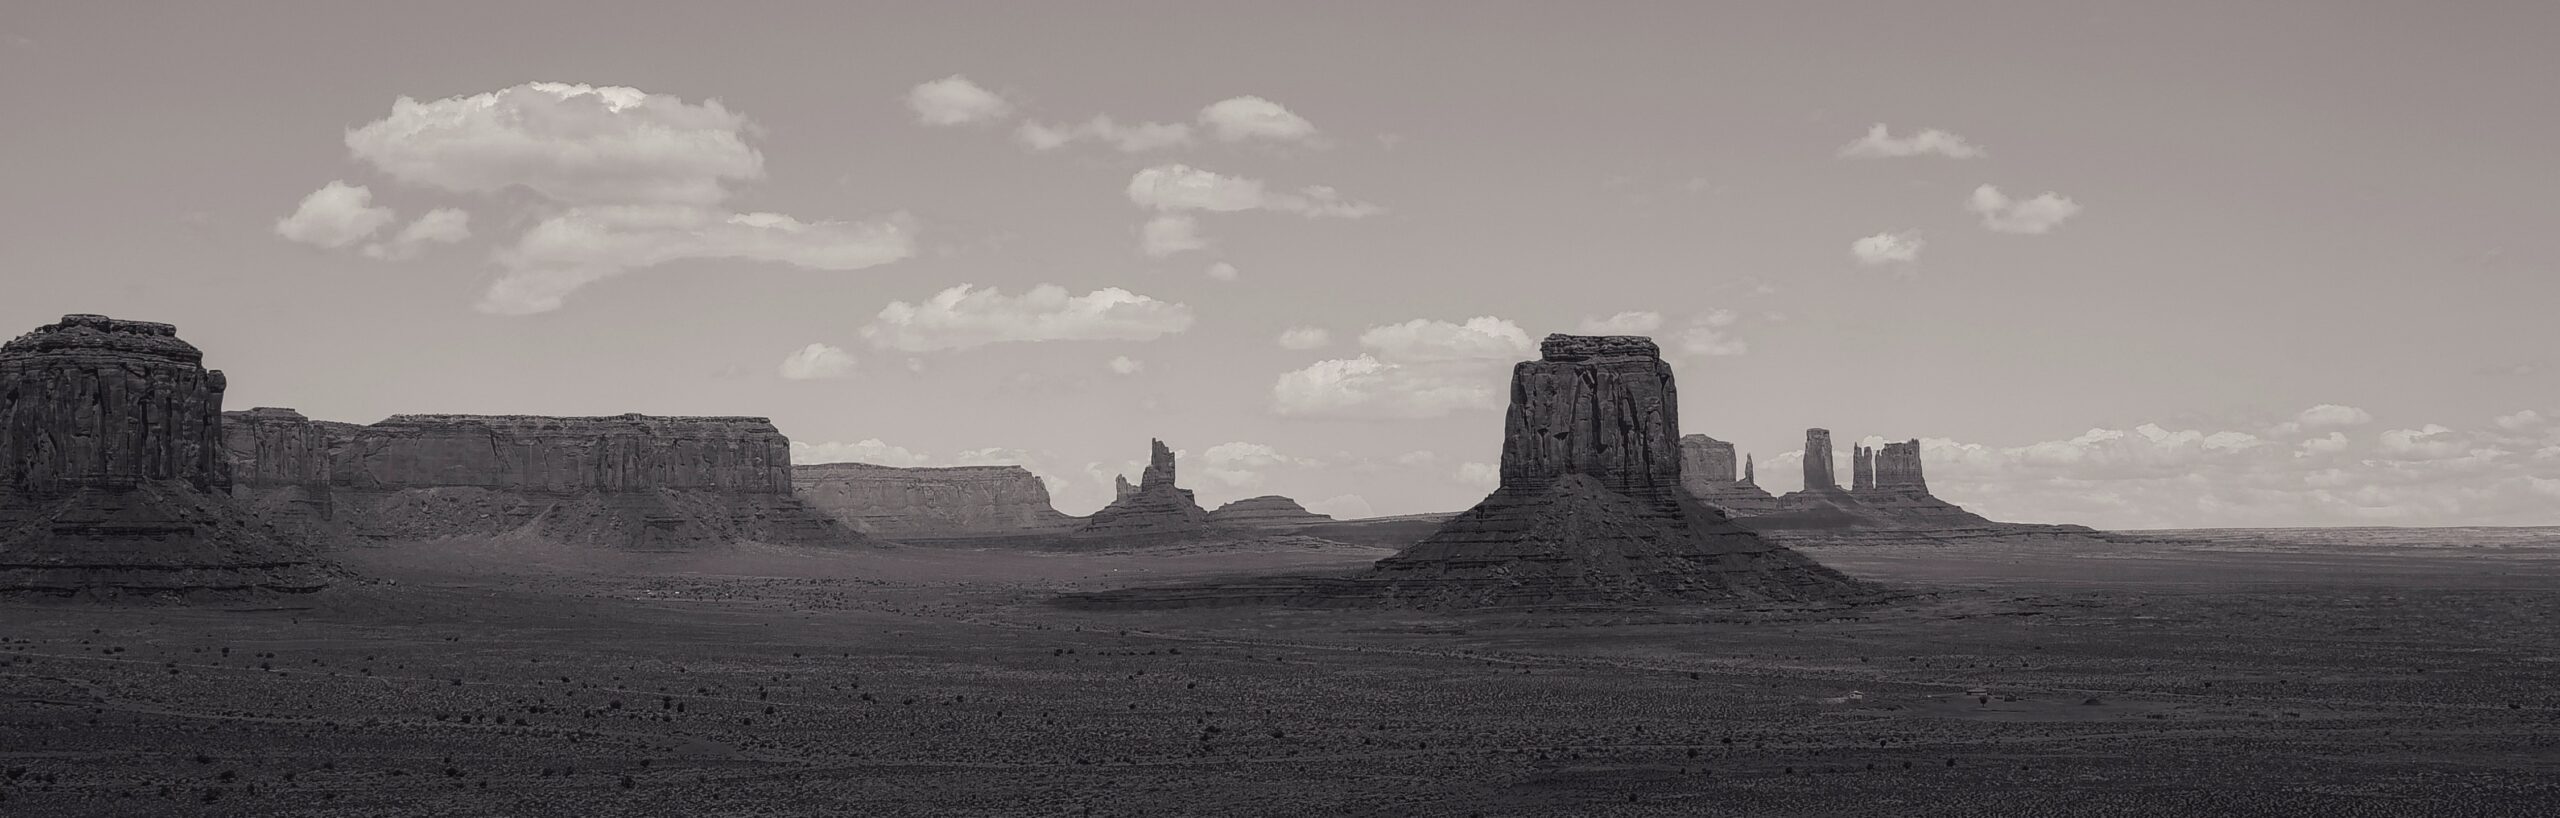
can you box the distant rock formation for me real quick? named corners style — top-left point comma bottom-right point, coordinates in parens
top-left (1740, 431), bottom-right (2098, 539)
top-left (1801, 428), bottom-right (1838, 491)
top-left (1077, 439), bottom-right (1210, 539)
top-left (1, 315), bottom-right (328, 595)
top-left (1678, 434), bottom-right (1778, 515)
top-left (225, 411), bottom-right (858, 550)
top-left (1205, 495), bottom-right (1334, 529)
top-left (1850, 443), bottom-right (1875, 491)
top-left (793, 463), bottom-right (1076, 540)
top-left (1068, 335), bottom-right (1871, 609)
top-left (1874, 439), bottom-right (1926, 491)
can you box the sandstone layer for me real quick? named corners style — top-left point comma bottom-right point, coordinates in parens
top-left (1678, 434), bottom-right (1778, 516)
top-left (1076, 439), bottom-right (1210, 540)
top-left (793, 463), bottom-right (1077, 540)
top-left (1205, 495), bottom-right (1334, 529)
top-left (0, 315), bottom-right (328, 595)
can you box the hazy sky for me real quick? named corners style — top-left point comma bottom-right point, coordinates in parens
top-left (4, 2), bottom-right (2555, 527)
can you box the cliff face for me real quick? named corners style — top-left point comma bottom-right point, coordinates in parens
top-left (1500, 336), bottom-right (1683, 498)
top-left (223, 410), bottom-right (856, 550)
top-left (1873, 439), bottom-right (1926, 491)
top-left (793, 463), bottom-right (1076, 540)
top-left (1679, 434), bottom-right (1778, 516)
top-left (1078, 439), bottom-right (1209, 538)
top-left (0, 315), bottom-right (328, 595)
top-left (1205, 495), bottom-right (1333, 529)
top-left (1801, 428), bottom-right (1838, 492)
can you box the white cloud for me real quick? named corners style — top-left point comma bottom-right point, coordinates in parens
top-left (1197, 96), bottom-right (1319, 144)
top-left (1126, 164), bottom-right (1380, 218)
top-left (1140, 213), bottom-right (1209, 257)
top-left (906, 75), bottom-right (1013, 126)
top-left (1277, 326), bottom-right (1331, 350)
top-left (1838, 123), bottom-right (1986, 159)
top-left (1272, 317), bottom-right (1529, 419)
top-left (2494, 410), bottom-right (2545, 431)
top-left (1357, 317), bottom-right (1534, 363)
top-left (2296, 404), bottom-right (2375, 429)
top-left (1206, 261), bottom-right (1240, 281)
top-left (1851, 230), bottom-right (1925, 266)
top-left (1393, 450), bottom-right (1439, 467)
top-left (1575, 311), bottom-right (1664, 335)
top-left (861, 283), bottom-right (1195, 352)
top-left (790, 438), bottom-right (929, 467)
top-left (347, 82), bottom-right (760, 206)
top-left (1107, 355), bottom-right (1144, 375)
top-left (1016, 115), bottom-right (1193, 152)
top-left (2299, 432), bottom-right (2351, 455)
top-left (1968, 185), bottom-right (2082, 234)
top-left (1305, 494), bottom-right (1375, 520)
top-left (1672, 311), bottom-right (1747, 357)
top-left (483, 206), bottom-right (916, 315)
top-left (275, 181), bottom-right (395, 248)
top-left (1455, 461), bottom-right (1499, 487)
top-left (360, 207), bottom-right (472, 261)
top-left (778, 343), bottom-right (856, 380)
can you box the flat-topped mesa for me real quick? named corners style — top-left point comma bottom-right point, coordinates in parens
top-left (1078, 438), bottom-right (1209, 538)
top-left (1679, 433), bottom-right (1779, 516)
top-left (1801, 428), bottom-right (1838, 492)
top-left (1205, 495), bottom-right (1334, 529)
top-left (1501, 334), bottom-right (1682, 498)
top-left (1, 315), bottom-right (328, 596)
top-left (337, 413), bottom-right (792, 494)
top-left (1873, 439), bottom-right (1927, 492)
top-left (792, 462), bottom-right (1076, 540)
top-left (1, 314), bottom-right (229, 493)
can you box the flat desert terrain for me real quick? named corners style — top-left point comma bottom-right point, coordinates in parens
top-left (3, 529), bottom-right (2556, 816)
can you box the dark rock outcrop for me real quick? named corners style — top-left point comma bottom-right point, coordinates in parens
top-left (1, 315), bottom-right (328, 595)
top-left (225, 411), bottom-right (858, 550)
top-left (1801, 428), bottom-right (1837, 491)
top-left (1066, 335), bottom-right (1871, 610)
top-left (1679, 434), bottom-right (1778, 516)
top-left (1076, 439), bottom-right (1210, 539)
top-left (1873, 439), bottom-right (1926, 491)
top-left (792, 463), bottom-right (1076, 540)
top-left (1205, 495), bottom-right (1334, 529)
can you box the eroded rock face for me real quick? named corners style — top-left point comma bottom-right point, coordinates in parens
top-left (1501, 336), bottom-right (1682, 497)
top-left (1679, 434), bottom-right (1778, 515)
top-left (1205, 495), bottom-right (1333, 529)
top-left (0, 316), bottom-right (327, 595)
top-left (1802, 428), bottom-right (1837, 492)
top-left (222, 407), bottom-right (356, 530)
top-left (793, 463), bottom-right (1076, 540)
top-left (1850, 444), bottom-right (1875, 491)
top-left (1874, 439), bottom-right (1926, 491)
top-left (1078, 438), bottom-right (1208, 538)
top-left (224, 410), bottom-right (857, 550)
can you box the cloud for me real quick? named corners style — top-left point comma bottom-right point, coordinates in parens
top-left (1671, 310), bottom-right (1747, 357)
top-left (347, 82), bottom-right (760, 206)
top-left (1107, 355), bottom-right (1144, 375)
top-left (360, 207), bottom-right (472, 261)
top-left (1455, 461), bottom-right (1499, 487)
top-left (861, 283), bottom-right (1195, 352)
top-left (1140, 213), bottom-right (1209, 257)
top-left (483, 206), bottom-right (916, 315)
top-left (790, 438), bottom-right (929, 467)
top-left (1016, 116), bottom-right (1192, 152)
top-left (1851, 230), bottom-right (1925, 266)
top-left (1575, 311), bottom-right (1664, 335)
top-left (1838, 124), bottom-right (1986, 159)
top-left (906, 75), bottom-right (1013, 126)
top-left (275, 181), bottom-right (395, 248)
top-left (1197, 96), bottom-right (1319, 144)
top-left (1277, 326), bottom-right (1331, 350)
top-left (1968, 185), bottom-right (2082, 234)
top-left (1206, 261), bottom-right (1239, 281)
top-left (2296, 404), bottom-right (2375, 428)
top-left (2493, 410), bottom-right (2545, 431)
top-left (1305, 494), bottom-right (1375, 520)
top-left (1199, 441), bottom-right (1321, 490)
top-left (778, 343), bottom-right (856, 380)
top-left (1393, 450), bottom-right (1439, 467)
top-left (1273, 317), bottom-right (1530, 419)
top-left (339, 81), bottom-right (913, 314)
top-left (1126, 164), bottom-right (1380, 218)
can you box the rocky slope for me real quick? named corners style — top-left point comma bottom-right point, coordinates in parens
top-left (793, 463), bottom-right (1077, 540)
top-left (0, 315), bottom-right (329, 595)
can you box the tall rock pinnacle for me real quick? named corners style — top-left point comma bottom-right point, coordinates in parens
top-left (1802, 428), bottom-right (1837, 491)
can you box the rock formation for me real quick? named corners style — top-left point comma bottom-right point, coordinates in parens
top-left (225, 411), bottom-right (858, 550)
top-left (1678, 434), bottom-right (1778, 515)
top-left (793, 463), bottom-right (1076, 540)
top-left (1850, 444), bottom-right (1874, 491)
top-left (1076, 439), bottom-right (1210, 539)
top-left (0, 315), bottom-right (328, 595)
top-left (1801, 428), bottom-right (1837, 491)
top-left (1205, 495), bottom-right (1334, 529)
top-left (222, 407), bottom-right (357, 531)
top-left (1873, 439), bottom-right (1926, 491)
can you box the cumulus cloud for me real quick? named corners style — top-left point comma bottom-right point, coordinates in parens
top-left (906, 75), bottom-right (1013, 125)
top-left (1140, 213), bottom-right (1209, 257)
top-left (1671, 310), bottom-right (1747, 357)
top-left (1206, 261), bottom-right (1240, 281)
top-left (360, 207), bottom-right (472, 261)
top-left (1575, 311), bottom-right (1664, 335)
top-left (1851, 230), bottom-right (1925, 266)
top-left (1968, 185), bottom-right (2082, 234)
top-left (1838, 124), bottom-right (1986, 159)
top-left (1197, 96), bottom-right (1319, 144)
top-left (778, 343), bottom-right (856, 380)
top-left (860, 283), bottom-right (1195, 352)
top-left (1016, 115), bottom-right (1192, 152)
top-left (790, 438), bottom-right (929, 467)
top-left (2493, 410), bottom-right (2545, 431)
top-left (337, 81), bottom-right (914, 313)
top-left (275, 181), bottom-right (395, 248)
top-left (1107, 355), bottom-right (1145, 375)
top-left (1126, 164), bottom-right (1380, 218)
top-left (2296, 404), bottom-right (2375, 428)
top-left (1455, 461), bottom-right (1499, 487)
top-left (1197, 441), bottom-right (1323, 487)
top-left (1273, 317), bottom-right (1530, 419)
top-left (1306, 494), bottom-right (1375, 520)
top-left (1277, 326), bottom-right (1331, 350)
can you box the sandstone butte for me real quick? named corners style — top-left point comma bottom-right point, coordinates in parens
top-left (1061, 334), bottom-right (1876, 610)
top-left (792, 462), bottom-right (1078, 540)
top-left (0, 315), bottom-right (329, 596)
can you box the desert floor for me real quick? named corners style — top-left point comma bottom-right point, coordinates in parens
top-left (3, 529), bottom-right (2556, 816)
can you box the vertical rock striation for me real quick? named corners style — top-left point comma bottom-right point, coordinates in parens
top-left (1801, 428), bottom-right (1838, 492)
top-left (1078, 438), bottom-right (1210, 539)
top-left (1679, 433), bottom-right (1777, 515)
top-left (1, 315), bottom-right (328, 595)
top-left (1874, 439), bottom-right (1926, 491)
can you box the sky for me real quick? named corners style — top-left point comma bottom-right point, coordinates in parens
top-left (2, 1), bottom-right (2555, 528)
